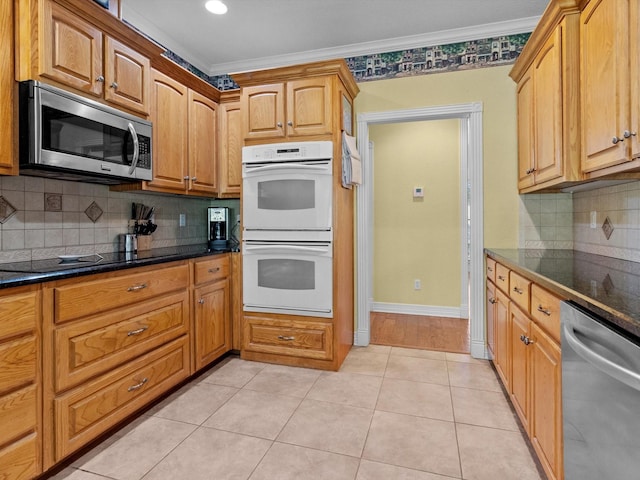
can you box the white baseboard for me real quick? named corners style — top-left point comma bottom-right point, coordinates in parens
top-left (371, 302), bottom-right (466, 319)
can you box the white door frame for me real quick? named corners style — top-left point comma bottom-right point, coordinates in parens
top-left (355, 102), bottom-right (487, 359)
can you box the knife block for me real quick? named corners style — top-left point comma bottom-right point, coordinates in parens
top-left (136, 235), bottom-right (152, 251)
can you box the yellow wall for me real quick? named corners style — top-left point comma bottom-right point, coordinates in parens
top-left (355, 65), bottom-right (520, 307)
top-left (371, 120), bottom-right (461, 306)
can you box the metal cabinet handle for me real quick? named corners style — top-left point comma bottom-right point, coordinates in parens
top-left (198, 299), bottom-right (205, 304)
top-left (278, 335), bottom-right (295, 341)
top-left (127, 326), bottom-right (148, 336)
top-left (191, 177), bottom-right (197, 181)
top-left (127, 283), bottom-right (147, 292)
top-left (623, 130), bottom-right (637, 139)
top-left (489, 298), bottom-right (496, 304)
top-left (612, 136), bottom-right (624, 144)
top-left (520, 334), bottom-right (526, 342)
top-left (513, 286), bottom-right (523, 295)
top-left (96, 75), bottom-right (105, 82)
top-left (487, 266), bottom-right (493, 272)
top-left (498, 275), bottom-right (506, 281)
top-left (287, 121), bottom-right (293, 126)
top-left (523, 337), bottom-right (534, 346)
top-left (537, 305), bottom-right (552, 316)
top-left (127, 377), bottom-right (148, 392)
top-left (277, 122), bottom-right (283, 127)
top-left (111, 82), bottom-right (118, 89)
top-left (183, 176), bottom-right (190, 180)
top-left (208, 267), bottom-right (220, 273)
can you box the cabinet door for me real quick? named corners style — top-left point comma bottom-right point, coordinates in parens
top-left (494, 289), bottom-right (510, 389)
top-left (631, 0), bottom-right (640, 159)
top-left (530, 322), bottom-right (562, 480)
top-left (581, 0), bottom-right (631, 172)
top-left (486, 280), bottom-right (496, 357)
top-left (218, 101), bottom-right (242, 197)
top-left (532, 25), bottom-right (563, 185)
top-left (194, 279), bottom-right (230, 370)
top-left (0, 0), bottom-right (16, 175)
top-left (104, 36), bottom-right (150, 115)
top-left (188, 90), bottom-right (218, 195)
top-left (148, 70), bottom-right (189, 192)
top-left (286, 77), bottom-right (332, 137)
top-left (516, 68), bottom-right (535, 190)
top-left (510, 304), bottom-right (530, 433)
top-left (242, 83), bottom-right (285, 140)
top-left (41, 0), bottom-right (103, 97)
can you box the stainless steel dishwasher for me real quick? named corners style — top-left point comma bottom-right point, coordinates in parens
top-left (561, 301), bottom-right (640, 480)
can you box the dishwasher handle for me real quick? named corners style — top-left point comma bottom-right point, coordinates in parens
top-left (563, 324), bottom-right (640, 392)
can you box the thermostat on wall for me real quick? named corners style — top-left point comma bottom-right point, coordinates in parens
top-left (413, 187), bottom-right (424, 198)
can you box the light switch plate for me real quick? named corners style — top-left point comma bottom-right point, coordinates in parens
top-left (413, 187), bottom-right (424, 198)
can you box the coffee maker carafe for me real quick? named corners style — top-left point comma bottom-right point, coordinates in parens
top-left (208, 207), bottom-right (229, 250)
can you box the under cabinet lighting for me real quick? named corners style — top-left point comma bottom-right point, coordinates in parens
top-left (205, 0), bottom-right (228, 14)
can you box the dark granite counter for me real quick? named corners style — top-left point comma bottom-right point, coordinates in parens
top-left (0, 245), bottom-right (231, 289)
top-left (485, 249), bottom-right (640, 339)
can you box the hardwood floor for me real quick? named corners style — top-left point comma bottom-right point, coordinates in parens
top-left (370, 312), bottom-right (470, 353)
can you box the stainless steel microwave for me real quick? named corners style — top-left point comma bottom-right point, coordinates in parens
top-left (19, 80), bottom-right (152, 184)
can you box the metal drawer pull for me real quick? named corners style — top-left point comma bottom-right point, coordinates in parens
top-left (127, 283), bottom-right (148, 292)
top-left (127, 326), bottom-right (148, 336)
top-left (198, 299), bottom-right (205, 304)
top-left (127, 378), bottom-right (148, 392)
top-left (278, 335), bottom-right (295, 341)
top-left (489, 298), bottom-right (496, 304)
top-left (487, 267), bottom-right (493, 272)
top-left (523, 337), bottom-right (534, 346)
top-left (498, 275), bottom-right (506, 281)
top-left (208, 267), bottom-right (220, 273)
top-left (537, 305), bottom-right (552, 316)
top-left (513, 287), bottom-right (523, 294)
top-left (520, 334), bottom-right (526, 342)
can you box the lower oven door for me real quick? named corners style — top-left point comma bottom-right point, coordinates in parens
top-left (243, 241), bottom-right (333, 318)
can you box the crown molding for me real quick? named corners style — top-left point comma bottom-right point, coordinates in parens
top-left (212, 16), bottom-right (540, 76)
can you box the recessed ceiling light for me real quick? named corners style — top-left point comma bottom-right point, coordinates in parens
top-left (205, 0), bottom-right (227, 14)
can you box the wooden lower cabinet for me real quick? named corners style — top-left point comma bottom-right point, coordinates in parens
top-left (486, 280), bottom-right (496, 357)
top-left (486, 256), bottom-right (563, 480)
top-left (243, 315), bottom-right (334, 363)
top-left (0, 285), bottom-right (41, 479)
top-left (194, 278), bottom-right (231, 371)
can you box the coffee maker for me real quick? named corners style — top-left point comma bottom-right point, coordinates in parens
top-left (208, 207), bottom-right (229, 250)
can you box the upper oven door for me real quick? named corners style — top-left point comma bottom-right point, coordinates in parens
top-left (242, 160), bottom-right (332, 231)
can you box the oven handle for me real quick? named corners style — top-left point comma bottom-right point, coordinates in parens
top-left (243, 163), bottom-right (330, 174)
top-left (244, 244), bottom-right (330, 254)
top-left (563, 324), bottom-right (640, 392)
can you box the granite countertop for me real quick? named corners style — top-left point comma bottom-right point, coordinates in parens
top-left (486, 249), bottom-right (640, 340)
top-left (0, 244), bottom-right (232, 289)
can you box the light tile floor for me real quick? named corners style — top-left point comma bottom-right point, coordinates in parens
top-left (49, 345), bottom-right (544, 480)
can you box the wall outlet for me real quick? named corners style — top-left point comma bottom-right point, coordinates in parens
top-left (590, 211), bottom-right (597, 229)
top-left (414, 279), bottom-right (421, 290)
top-left (179, 213), bottom-right (186, 227)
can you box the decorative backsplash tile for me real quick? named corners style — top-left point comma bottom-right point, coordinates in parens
top-left (602, 216), bottom-right (614, 240)
top-left (84, 201), bottom-right (103, 223)
top-left (0, 196), bottom-right (17, 223)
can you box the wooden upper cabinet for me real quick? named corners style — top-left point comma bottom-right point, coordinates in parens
top-left (104, 36), bottom-right (150, 114)
top-left (580, 0), bottom-right (632, 174)
top-left (242, 83), bottom-right (285, 140)
top-left (286, 77), bottom-right (332, 137)
top-left (0, 0), bottom-right (16, 175)
top-left (631, 0), bottom-right (640, 159)
top-left (147, 70), bottom-right (189, 192)
top-left (17, 0), bottom-right (159, 116)
top-left (511, 8), bottom-right (581, 193)
top-left (41, 1), bottom-right (103, 96)
top-left (218, 99), bottom-right (242, 197)
top-left (188, 90), bottom-right (218, 195)
top-left (242, 77), bottom-right (332, 141)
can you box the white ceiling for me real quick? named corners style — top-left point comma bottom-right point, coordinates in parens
top-left (121, 0), bottom-right (548, 77)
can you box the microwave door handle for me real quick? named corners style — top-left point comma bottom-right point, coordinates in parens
top-left (244, 244), bottom-right (330, 254)
top-left (127, 122), bottom-right (140, 175)
top-left (244, 163), bottom-right (329, 174)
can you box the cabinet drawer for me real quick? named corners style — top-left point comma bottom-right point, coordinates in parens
top-left (495, 263), bottom-right (510, 292)
top-left (0, 385), bottom-right (37, 446)
top-left (0, 290), bottom-right (38, 340)
top-left (0, 336), bottom-right (36, 394)
top-left (530, 284), bottom-right (561, 343)
top-left (244, 317), bottom-right (333, 360)
top-left (53, 264), bottom-right (189, 323)
top-left (54, 336), bottom-right (189, 461)
top-left (55, 292), bottom-right (189, 391)
top-left (509, 271), bottom-right (531, 312)
top-left (486, 257), bottom-right (496, 283)
top-left (0, 433), bottom-right (38, 480)
top-left (194, 255), bottom-right (230, 285)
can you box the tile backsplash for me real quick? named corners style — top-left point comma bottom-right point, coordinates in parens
top-left (519, 181), bottom-right (640, 263)
top-left (0, 175), bottom-right (239, 264)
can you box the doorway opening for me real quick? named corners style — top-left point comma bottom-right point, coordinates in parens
top-left (355, 103), bottom-right (487, 359)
